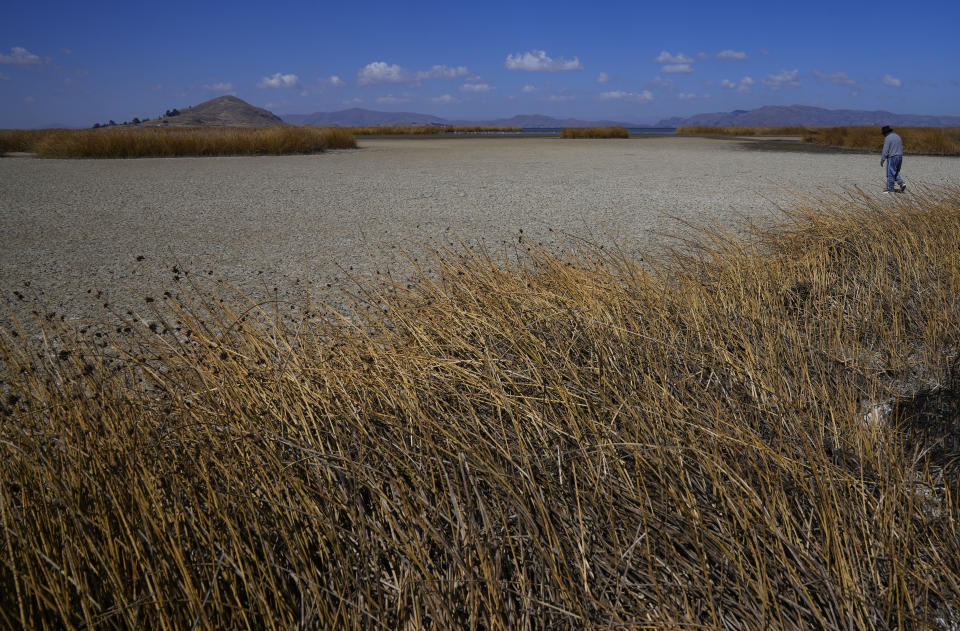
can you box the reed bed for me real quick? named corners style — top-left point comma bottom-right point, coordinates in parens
top-left (804, 127), bottom-right (960, 155)
top-left (676, 126), bottom-right (810, 136)
top-left (0, 129), bottom-right (57, 153)
top-left (677, 125), bottom-right (960, 155)
top-left (561, 126), bottom-right (630, 139)
top-left (2, 190), bottom-right (960, 629)
top-left (11, 126), bottom-right (356, 158)
top-left (347, 125), bottom-right (523, 135)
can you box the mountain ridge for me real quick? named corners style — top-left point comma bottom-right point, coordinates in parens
top-left (116, 98), bottom-right (960, 131)
top-left (281, 108), bottom-right (646, 128)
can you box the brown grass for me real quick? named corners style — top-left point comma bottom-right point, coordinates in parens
top-left (1, 126), bottom-right (356, 158)
top-left (676, 126), bottom-right (810, 136)
top-left (347, 125), bottom-right (523, 135)
top-left (804, 126), bottom-right (960, 155)
top-left (561, 126), bottom-right (630, 138)
top-left (2, 190), bottom-right (960, 628)
top-left (0, 129), bottom-right (57, 153)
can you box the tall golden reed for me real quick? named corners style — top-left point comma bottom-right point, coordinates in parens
top-left (676, 125), bottom-right (960, 155)
top-left (804, 126), bottom-right (960, 155)
top-left (561, 126), bottom-right (630, 138)
top-left (2, 190), bottom-right (959, 628)
top-left (676, 126), bottom-right (810, 136)
top-left (1, 126), bottom-right (356, 158)
top-left (0, 129), bottom-right (56, 153)
top-left (347, 125), bottom-right (523, 135)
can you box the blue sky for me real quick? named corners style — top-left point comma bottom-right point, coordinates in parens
top-left (2, 0), bottom-right (958, 127)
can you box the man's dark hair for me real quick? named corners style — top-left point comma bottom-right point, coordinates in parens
top-left (882, 125), bottom-right (893, 135)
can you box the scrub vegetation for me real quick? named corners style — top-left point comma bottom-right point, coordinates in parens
top-left (561, 126), bottom-right (630, 138)
top-left (2, 190), bottom-right (960, 629)
top-left (0, 126), bottom-right (357, 158)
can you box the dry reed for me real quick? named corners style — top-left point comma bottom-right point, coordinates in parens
top-left (561, 127), bottom-right (630, 139)
top-left (804, 127), bottom-right (960, 155)
top-left (347, 126), bottom-right (523, 135)
top-left (676, 126), bottom-right (810, 136)
top-left (2, 190), bottom-right (959, 629)
top-left (15, 126), bottom-right (356, 158)
top-left (0, 129), bottom-right (57, 153)
top-left (677, 126), bottom-right (960, 155)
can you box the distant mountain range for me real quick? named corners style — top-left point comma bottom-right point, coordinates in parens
top-left (281, 107), bottom-right (644, 128)
top-left (284, 104), bottom-right (960, 129)
top-left (657, 105), bottom-right (960, 127)
top-left (96, 98), bottom-right (960, 131)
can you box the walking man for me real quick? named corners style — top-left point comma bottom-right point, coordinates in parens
top-left (881, 125), bottom-right (906, 193)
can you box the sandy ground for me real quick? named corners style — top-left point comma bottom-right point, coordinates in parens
top-left (1, 136), bottom-right (958, 326)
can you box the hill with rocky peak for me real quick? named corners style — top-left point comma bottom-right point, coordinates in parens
top-left (141, 96), bottom-right (285, 127)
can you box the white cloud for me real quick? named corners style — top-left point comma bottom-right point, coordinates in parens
top-left (648, 76), bottom-right (674, 88)
top-left (759, 49), bottom-right (770, 56)
top-left (430, 94), bottom-right (460, 104)
top-left (258, 72), bottom-right (299, 88)
top-left (716, 49), bottom-right (748, 60)
top-left (505, 50), bottom-right (583, 71)
top-left (882, 74), bottom-right (902, 87)
top-left (677, 92), bottom-right (699, 100)
top-left (720, 76), bottom-right (755, 93)
top-left (460, 81), bottom-right (493, 92)
top-left (697, 52), bottom-right (710, 60)
top-left (0, 47), bottom-right (48, 65)
top-left (546, 94), bottom-right (575, 102)
top-left (762, 69), bottom-right (800, 90)
top-left (416, 65), bottom-right (470, 80)
top-left (376, 94), bottom-right (410, 104)
top-left (327, 75), bottom-right (345, 87)
top-left (655, 51), bottom-right (693, 64)
top-left (358, 62), bottom-right (408, 85)
top-left (596, 72), bottom-right (610, 84)
top-left (343, 97), bottom-right (363, 105)
top-left (357, 62), bottom-right (470, 86)
top-left (662, 64), bottom-right (694, 74)
top-left (813, 70), bottom-right (858, 87)
top-left (521, 84), bottom-right (536, 93)
top-left (599, 90), bottom-right (653, 103)
top-left (203, 82), bottom-right (234, 92)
